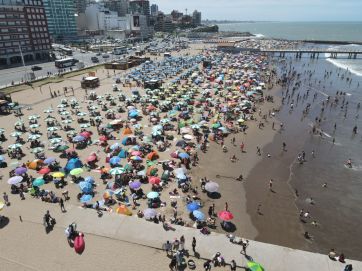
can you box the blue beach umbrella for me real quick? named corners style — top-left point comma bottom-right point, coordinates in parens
top-left (187, 201), bottom-right (200, 212)
top-left (79, 181), bottom-right (93, 193)
top-left (73, 135), bottom-right (86, 142)
top-left (80, 194), bottom-right (93, 203)
top-left (84, 176), bottom-right (95, 184)
top-left (178, 152), bottom-right (190, 159)
top-left (110, 156), bottom-right (121, 165)
top-left (192, 210), bottom-right (205, 221)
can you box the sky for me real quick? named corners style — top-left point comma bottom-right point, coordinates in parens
top-left (150, 0), bottom-right (362, 21)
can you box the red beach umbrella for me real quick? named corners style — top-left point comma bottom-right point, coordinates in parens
top-left (38, 167), bottom-right (51, 175)
top-left (99, 135), bottom-right (108, 141)
top-left (148, 176), bottom-right (161, 185)
top-left (218, 211), bottom-right (234, 221)
top-left (80, 131), bottom-right (92, 138)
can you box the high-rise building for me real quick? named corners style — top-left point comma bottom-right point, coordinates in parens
top-left (0, 0), bottom-right (51, 67)
top-left (128, 0), bottom-right (149, 16)
top-left (104, 0), bottom-right (128, 17)
top-left (75, 0), bottom-right (87, 14)
top-left (150, 3), bottom-right (158, 16)
top-left (192, 10), bottom-right (201, 26)
top-left (43, 0), bottom-right (77, 41)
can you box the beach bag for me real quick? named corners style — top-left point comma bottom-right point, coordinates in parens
top-left (344, 264), bottom-right (353, 271)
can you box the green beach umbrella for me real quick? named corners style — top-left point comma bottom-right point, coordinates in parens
top-left (50, 138), bottom-right (62, 144)
top-left (70, 168), bottom-right (84, 176)
top-left (56, 145), bottom-right (69, 151)
top-left (247, 261), bottom-right (265, 271)
top-left (8, 143), bottom-right (23, 149)
top-left (109, 167), bottom-right (125, 175)
top-left (62, 119), bottom-right (73, 124)
top-left (80, 124), bottom-right (90, 128)
top-left (29, 124), bottom-right (39, 129)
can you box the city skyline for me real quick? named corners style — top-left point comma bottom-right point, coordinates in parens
top-left (151, 0), bottom-right (362, 21)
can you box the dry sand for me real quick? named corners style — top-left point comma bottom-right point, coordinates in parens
top-left (0, 43), bottom-right (305, 268)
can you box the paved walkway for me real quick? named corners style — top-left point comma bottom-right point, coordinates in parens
top-left (48, 205), bottom-right (361, 271)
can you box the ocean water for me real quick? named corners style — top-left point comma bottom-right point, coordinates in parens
top-left (219, 22), bottom-right (362, 78)
top-left (272, 53), bottom-right (362, 259)
top-left (218, 22), bottom-right (362, 43)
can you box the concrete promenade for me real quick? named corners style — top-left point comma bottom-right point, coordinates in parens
top-left (42, 205), bottom-right (362, 271)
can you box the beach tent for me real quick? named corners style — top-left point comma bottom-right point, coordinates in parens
top-left (118, 149), bottom-right (128, 158)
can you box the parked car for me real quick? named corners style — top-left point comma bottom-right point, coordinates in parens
top-left (31, 65), bottom-right (42, 71)
top-left (91, 57), bottom-right (99, 63)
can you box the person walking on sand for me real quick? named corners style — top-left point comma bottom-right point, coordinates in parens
top-left (256, 146), bottom-right (261, 156)
top-left (230, 259), bottom-right (237, 271)
top-left (192, 237), bottom-right (196, 253)
top-left (59, 198), bottom-right (66, 212)
top-left (225, 202), bottom-right (229, 211)
top-left (282, 142), bottom-right (287, 151)
top-left (3, 192), bottom-right (9, 206)
top-left (240, 142), bottom-right (245, 152)
top-left (269, 179), bottom-right (273, 191)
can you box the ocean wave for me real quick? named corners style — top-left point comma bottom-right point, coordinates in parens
top-left (254, 33), bottom-right (265, 38)
top-left (324, 55), bottom-right (362, 77)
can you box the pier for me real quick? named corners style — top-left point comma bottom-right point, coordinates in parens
top-left (217, 45), bottom-right (362, 59)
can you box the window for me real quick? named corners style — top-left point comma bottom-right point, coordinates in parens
top-left (2, 35), bottom-right (10, 40)
top-left (5, 42), bottom-right (11, 46)
top-left (1, 29), bottom-right (8, 33)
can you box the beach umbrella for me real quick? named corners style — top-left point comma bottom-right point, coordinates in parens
top-left (148, 176), bottom-right (161, 185)
top-left (192, 210), bottom-right (205, 221)
top-left (130, 151), bottom-right (142, 156)
top-left (147, 191), bottom-right (159, 199)
top-left (205, 182), bottom-right (219, 193)
top-left (84, 176), bottom-right (95, 184)
top-left (130, 156), bottom-right (142, 162)
top-left (60, 111), bottom-right (70, 115)
top-left (50, 138), bottom-right (62, 144)
top-left (187, 201), bottom-right (200, 212)
top-left (115, 205), bottom-right (132, 216)
top-left (143, 208), bottom-right (157, 219)
top-left (109, 167), bottom-right (125, 175)
top-left (52, 172), bottom-right (65, 178)
top-left (29, 124), bottom-right (39, 129)
top-left (56, 145), bottom-right (69, 151)
top-left (80, 131), bottom-right (92, 138)
top-left (178, 152), bottom-right (190, 159)
top-left (44, 108), bottom-right (54, 113)
top-left (99, 135), bottom-right (108, 142)
top-left (70, 168), bottom-right (83, 176)
top-left (73, 135), bottom-right (86, 142)
top-left (218, 210), bottom-right (234, 221)
top-left (32, 147), bottom-right (44, 154)
top-left (47, 127), bottom-right (58, 132)
top-left (15, 167), bottom-right (27, 175)
top-left (33, 177), bottom-right (45, 187)
top-left (247, 262), bottom-right (265, 271)
top-left (86, 155), bottom-right (97, 162)
top-left (44, 157), bottom-right (56, 165)
top-left (80, 124), bottom-right (90, 128)
top-left (80, 194), bottom-right (93, 203)
top-left (77, 112), bottom-right (87, 116)
top-left (28, 134), bottom-right (41, 141)
top-left (62, 119), bottom-right (73, 124)
top-left (38, 167), bottom-right (51, 175)
top-left (109, 156), bottom-right (121, 165)
top-left (129, 181), bottom-right (141, 190)
top-left (110, 143), bottom-right (121, 150)
top-left (103, 190), bottom-right (114, 199)
top-left (10, 132), bottom-right (22, 137)
top-left (79, 181), bottom-right (93, 193)
top-left (7, 176), bottom-right (23, 185)
top-left (0, 155), bottom-right (4, 162)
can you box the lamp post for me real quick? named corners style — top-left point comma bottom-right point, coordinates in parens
top-left (18, 43), bottom-right (28, 82)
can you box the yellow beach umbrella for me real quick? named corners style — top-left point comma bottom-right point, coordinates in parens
top-left (52, 172), bottom-right (65, 178)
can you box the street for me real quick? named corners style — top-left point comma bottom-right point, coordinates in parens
top-left (0, 49), bottom-right (122, 88)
